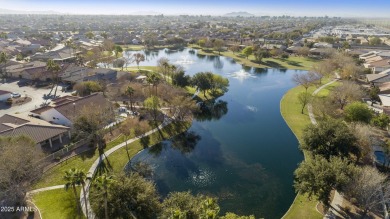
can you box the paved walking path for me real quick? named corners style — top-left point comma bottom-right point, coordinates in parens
top-left (27, 185), bottom-right (66, 195)
top-left (307, 78), bottom-right (339, 125)
top-left (303, 74), bottom-right (345, 219)
top-left (80, 117), bottom-right (173, 219)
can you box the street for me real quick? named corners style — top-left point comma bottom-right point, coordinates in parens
top-left (0, 80), bottom-right (66, 115)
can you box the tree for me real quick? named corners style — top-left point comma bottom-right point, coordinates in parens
top-left (170, 95), bottom-right (198, 121)
top-left (91, 173), bottom-right (161, 219)
top-left (220, 213), bottom-right (255, 219)
top-left (125, 86), bottom-right (135, 110)
top-left (85, 31), bottom-right (94, 39)
top-left (344, 101), bottom-right (373, 123)
top-left (63, 168), bottom-right (85, 214)
top-left (296, 47), bottom-right (310, 57)
top-left (46, 59), bottom-right (61, 98)
top-left (172, 70), bottom-right (191, 87)
top-left (72, 103), bottom-right (114, 155)
top-left (144, 95), bottom-right (161, 122)
top-left (302, 118), bottom-right (359, 160)
top-left (297, 91), bottom-right (312, 114)
top-left (119, 118), bottom-right (136, 159)
top-left (253, 49), bottom-right (264, 62)
top-left (230, 45), bottom-right (240, 54)
top-left (162, 191), bottom-right (204, 219)
top-left (292, 72), bottom-right (316, 93)
top-left (0, 136), bottom-right (45, 209)
top-left (331, 81), bottom-right (364, 110)
top-left (294, 155), bottom-right (357, 206)
top-left (371, 113), bottom-right (390, 129)
top-left (133, 53), bottom-right (145, 70)
top-left (191, 72), bottom-right (212, 99)
top-left (114, 45), bottom-right (123, 58)
top-left (242, 46), bottom-right (253, 59)
top-left (213, 39), bottom-right (225, 55)
top-left (369, 37), bottom-right (382, 46)
top-left (344, 166), bottom-right (390, 217)
top-left (93, 174), bottom-right (116, 219)
top-left (0, 51), bottom-right (8, 81)
top-left (74, 81), bottom-right (103, 96)
top-left (310, 59), bottom-right (335, 84)
top-left (210, 73), bottom-right (229, 96)
top-left (340, 62), bottom-right (363, 79)
top-left (369, 86), bottom-right (381, 105)
top-left (146, 72), bottom-right (161, 96)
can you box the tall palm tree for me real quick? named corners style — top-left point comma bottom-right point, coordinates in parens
top-left (74, 169), bottom-right (91, 219)
top-left (93, 174), bottom-right (115, 219)
top-left (0, 51), bottom-right (8, 81)
top-left (64, 168), bottom-right (91, 219)
top-left (146, 73), bottom-right (161, 96)
top-left (46, 59), bottom-right (61, 98)
top-left (125, 86), bottom-right (135, 111)
top-left (64, 168), bottom-right (81, 214)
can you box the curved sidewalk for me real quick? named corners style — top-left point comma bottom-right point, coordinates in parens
top-left (80, 117), bottom-right (173, 219)
top-left (305, 76), bottom-right (344, 219)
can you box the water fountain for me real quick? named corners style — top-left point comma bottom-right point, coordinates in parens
top-left (175, 55), bottom-right (194, 65)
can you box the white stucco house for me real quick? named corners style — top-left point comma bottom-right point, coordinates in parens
top-left (30, 93), bottom-right (111, 127)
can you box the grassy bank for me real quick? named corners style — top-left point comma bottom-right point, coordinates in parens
top-left (33, 121), bottom-right (189, 189)
top-left (280, 78), bottom-right (340, 219)
top-left (190, 45), bottom-right (318, 71)
top-left (31, 188), bottom-right (85, 219)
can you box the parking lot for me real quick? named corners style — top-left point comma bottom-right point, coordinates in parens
top-left (0, 80), bottom-right (67, 115)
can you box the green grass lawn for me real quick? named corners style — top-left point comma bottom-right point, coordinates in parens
top-left (189, 45), bottom-right (319, 71)
top-left (280, 78), bottom-right (340, 219)
top-left (31, 188), bottom-right (86, 219)
top-left (121, 45), bottom-right (144, 51)
top-left (32, 121), bottom-right (188, 189)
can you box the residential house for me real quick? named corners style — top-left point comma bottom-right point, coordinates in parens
top-left (0, 114), bottom-right (70, 149)
top-left (31, 47), bottom-right (79, 62)
top-left (368, 59), bottom-right (390, 73)
top-left (30, 93), bottom-right (111, 127)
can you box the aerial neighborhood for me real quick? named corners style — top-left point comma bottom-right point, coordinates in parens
top-left (1, 11), bottom-right (390, 219)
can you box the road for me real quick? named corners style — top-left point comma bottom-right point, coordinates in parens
top-left (0, 80), bottom-right (66, 115)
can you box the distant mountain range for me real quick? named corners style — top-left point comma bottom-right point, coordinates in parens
top-left (223, 12), bottom-right (255, 17)
top-left (0, 8), bottom-right (61, 14)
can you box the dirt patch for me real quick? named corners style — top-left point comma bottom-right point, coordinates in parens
top-left (11, 97), bottom-right (32, 106)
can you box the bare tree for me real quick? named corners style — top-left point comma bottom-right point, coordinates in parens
top-left (331, 81), bottom-right (364, 109)
top-left (344, 166), bottom-right (390, 217)
top-left (0, 136), bottom-right (45, 211)
top-left (170, 95), bottom-right (198, 121)
top-left (292, 72), bottom-right (317, 93)
top-left (351, 123), bottom-right (373, 163)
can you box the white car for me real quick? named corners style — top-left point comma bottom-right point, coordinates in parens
top-left (11, 92), bottom-right (21, 98)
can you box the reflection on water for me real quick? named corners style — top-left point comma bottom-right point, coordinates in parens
top-left (124, 48), bottom-right (304, 218)
top-left (194, 100), bottom-right (228, 121)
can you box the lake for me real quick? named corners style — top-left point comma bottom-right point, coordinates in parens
top-left (124, 48), bottom-right (304, 218)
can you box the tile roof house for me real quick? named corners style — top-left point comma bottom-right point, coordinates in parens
top-left (30, 93), bottom-right (111, 127)
top-left (0, 114), bottom-right (70, 148)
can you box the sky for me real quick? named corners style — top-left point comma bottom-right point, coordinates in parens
top-left (0, 0), bottom-right (389, 17)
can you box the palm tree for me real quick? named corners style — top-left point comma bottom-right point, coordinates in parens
top-left (75, 169), bottom-right (91, 219)
top-left (146, 73), bottom-right (161, 96)
top-left (125, 86), bottom-right (135, 111)
top-left (64, 168), bottom-right (91, 219)
top-left (0, 51), bottom-right (8, 81)
top-left (93, 174), bottom-right (115, 219)
top-left (46, 59), bottom-right (61, 98)
top-left (64, 168), bottom-right (81, 214)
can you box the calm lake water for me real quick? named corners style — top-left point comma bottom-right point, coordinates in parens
top-left (124, 48), bottom-right (304, 218)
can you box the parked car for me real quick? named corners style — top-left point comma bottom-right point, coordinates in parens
top-left (11, 92), bottom-right (21, 98)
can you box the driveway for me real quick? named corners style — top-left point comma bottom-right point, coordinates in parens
top-left (0, 80), bottom-right (66, 115)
